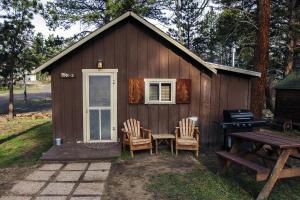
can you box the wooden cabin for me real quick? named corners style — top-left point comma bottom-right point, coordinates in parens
top-left (34, 12), bottom-right (261, 160)
top-left (275, 70), bottom-right (300, 125)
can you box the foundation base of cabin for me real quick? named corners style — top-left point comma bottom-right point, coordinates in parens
top-left (41, 143), bottom-right (121, 161)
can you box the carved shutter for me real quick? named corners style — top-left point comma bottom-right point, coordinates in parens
top-left (176, 79), bottom-right (191, 104)
top-left (128, 78), bottom-right (144, 104)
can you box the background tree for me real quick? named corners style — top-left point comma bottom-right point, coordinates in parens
top-left (250, 0), bottom-right (270, 118)
top-left (0, 0), bottom-right (42, 118)
top-left (193, 8), bottom-right (220, 62)
top-left (168, 0), bottom-right (209, 49)
top-left (285, 0), bottom-right (300, 75)
top-left (43, 0), bottom-right (170, 37)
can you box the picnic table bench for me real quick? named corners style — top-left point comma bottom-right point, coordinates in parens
top-left (217, 131), bottom-right (300, 200)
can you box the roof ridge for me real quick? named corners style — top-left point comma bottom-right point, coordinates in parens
top-left (32, 11), bottom-right (259, 77)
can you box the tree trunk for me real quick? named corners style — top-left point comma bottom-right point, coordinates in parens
top-left (285, 0), bottom-right (297, 75)
top-left (176, 0), bottom-right (184, 45)
top-left (8, 73), bottom-right (14, 119)
top-left (23, 74), bottom-right (27, 101)
top-left (251, 0), bottom-right (270, 118)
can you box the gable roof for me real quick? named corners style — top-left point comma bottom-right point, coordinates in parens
top-left (275, 70), bottom-right (300, 90)
top-left (33, 12), bottom-right (260, 78)
top-left (206, 62), bottom-right (261, 77)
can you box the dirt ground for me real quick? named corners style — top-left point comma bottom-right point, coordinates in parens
top-left (104, 153), bottom-right (202, 200)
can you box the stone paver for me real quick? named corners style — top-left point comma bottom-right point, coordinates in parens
top-left (63, 163), bottom-right (88, 171)
top-left (25, 170), bottom-right (56, 181)
top-left (83, 171), bottom-right (109, 181)
top-left (6, 162), bottom-right (111, 199)
top-left (36, 196), bottom-right (67, 200)
top-left (56, 171), bottom-right (83, 182)
top-left (0, 196), bottom-right (31, 200)
top-left (73, 183), bottom-right (104, 195)
top-left (39, 163), bottom-right (63, 171)
top-left (10, 181), bottom-right (45, 195)
top-left (88, 162), bottom-right (111, 171)
top-left (70, 197), bottom-right (101, 200)
top-left (41, 182), bottom-right (75, 195)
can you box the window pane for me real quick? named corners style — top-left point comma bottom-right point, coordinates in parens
top-left (161, 83), bottom-right (171, 101)
top-left (149, 83), bottom-right (159, 101)
top-left (101, 110), bottom-right (111, 140)
top-left (89, 110), bottom-right (100, 140)
top-left (89, 75), bottom-right (111, 107)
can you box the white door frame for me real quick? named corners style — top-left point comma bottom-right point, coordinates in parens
top-left (82, 69), bottom-right (118, 143)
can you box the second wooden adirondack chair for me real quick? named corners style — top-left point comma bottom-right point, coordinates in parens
top-left (175, 118), bottom-right (200, 156)
top-left (121, 119), bottom-right (153, 158)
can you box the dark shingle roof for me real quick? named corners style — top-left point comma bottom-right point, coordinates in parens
top-left (275, 70), bottom-right (300, 90)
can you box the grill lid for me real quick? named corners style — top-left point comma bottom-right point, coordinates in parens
top-left (223, 109), bottom-right (254, 122)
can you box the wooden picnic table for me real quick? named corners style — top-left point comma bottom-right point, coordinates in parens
top-left (152, 133), bottom-right (175, 155)
top-left (217, 131), bottom-right (300, 200)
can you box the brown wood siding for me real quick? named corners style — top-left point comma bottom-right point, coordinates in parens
top-left (50, 19), bottom-right (252, 146)
top-left (275, 90), bottom-right (300, 123)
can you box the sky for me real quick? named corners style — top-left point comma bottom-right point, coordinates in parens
top-left (32, 0), bottom-right (82, 38)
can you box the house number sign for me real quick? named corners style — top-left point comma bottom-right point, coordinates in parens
top-left (60, 72), bottom-right (75, 78)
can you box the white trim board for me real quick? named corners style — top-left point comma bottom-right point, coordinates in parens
top-left (82, 69), bottom-right (118, 143)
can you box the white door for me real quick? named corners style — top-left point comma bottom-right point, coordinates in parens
top-left (83, 69), bottom-right (118, 143)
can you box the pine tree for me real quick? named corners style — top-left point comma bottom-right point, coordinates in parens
top-left (43, 0), bottom-right (170, 35)
top-left (251, 0), bottom-right (271, 118)
top-left (0, 0), bottom-right (42, 118)
top-left (168, 0), bottom-right (209, 49)
top-left (193, 8), bottom-right (220, 62)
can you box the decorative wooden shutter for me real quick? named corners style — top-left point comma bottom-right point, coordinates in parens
top-left (176, 79), bottom-right (191, 104)
top-left (128, 78), bottom-right (144, 104)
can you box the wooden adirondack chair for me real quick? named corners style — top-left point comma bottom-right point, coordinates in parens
top-left (175, 118), bottom-right (200, 156)
top-left (121, 119), bottom-right (153, 158)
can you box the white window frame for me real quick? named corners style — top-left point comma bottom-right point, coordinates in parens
top-left (144, 79), bottom-right (176, 104)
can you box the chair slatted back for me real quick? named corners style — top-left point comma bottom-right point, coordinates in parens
top-left (123, 119), bottom-right (140, 138)
top-left (179, 118), bottom-right (195, 138)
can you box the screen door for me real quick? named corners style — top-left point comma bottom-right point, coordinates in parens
top-left (83, 69), bottom-right (117, 142)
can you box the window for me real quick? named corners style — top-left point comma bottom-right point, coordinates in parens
top-left (145, 79), bottom-right (176, 104)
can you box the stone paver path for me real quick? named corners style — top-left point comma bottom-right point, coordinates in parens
top-left (0, 162), bottom-right (111, 200)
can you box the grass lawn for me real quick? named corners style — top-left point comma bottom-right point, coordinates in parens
top-left (0, 86), bottom-right (23, 95)
top-left (146, 130), bottom-right (300, 200)
top-left (0, 85), bottom-right (46, 95)
top-left (0, 118), bottom-right (50, 140)
top-left (146, 154), bottom-right (300, 200)
top-left (0, 120), bottom-right (52, 168)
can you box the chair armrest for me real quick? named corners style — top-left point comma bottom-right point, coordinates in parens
top-left (194, 127), bottom-right (200, 144)
top-left (141, 128), bottom-right (152, 139)
top-left (175, 127), bottom-right (179, 141)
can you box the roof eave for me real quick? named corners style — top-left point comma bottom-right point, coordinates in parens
top-left (32, 11), bottom-right (217, 75)
top-left (32, 12), bottom-right (131, 74)
top-left (129, 12), bottom-right (217, 74)
top-left (205, 62), bottom-right (261, 78)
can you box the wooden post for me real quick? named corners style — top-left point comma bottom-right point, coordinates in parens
top-left (221, 139), bottom-right (241, 173)
top-left (256, 149), bottom-right (291, 200)
top-left (155, 139), bottom-right (158, 154)
top-left (171, 139), bottom-right (173, 155)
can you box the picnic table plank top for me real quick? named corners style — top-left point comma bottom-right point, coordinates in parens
top-left (152, 134), bottom-right (175, 139)
top-left (230, 131), bottom-right (300, 149)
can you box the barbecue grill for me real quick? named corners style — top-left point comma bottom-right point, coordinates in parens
top-left (219, 109), bottom-right (268, 149)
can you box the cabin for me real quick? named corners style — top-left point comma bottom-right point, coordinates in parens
top-left (275, 70), bottom-right (300, 125)
top-left (33, 12), bottom-right (261, 160)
